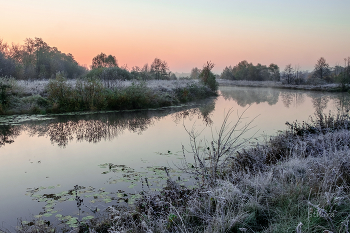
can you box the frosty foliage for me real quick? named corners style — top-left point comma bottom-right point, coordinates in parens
top-left (15, 79), bottom-right (200, 96)
top-left (0, 76), bottom-right (211, 114)
top-left (105, 112), bottom-right (350, 233)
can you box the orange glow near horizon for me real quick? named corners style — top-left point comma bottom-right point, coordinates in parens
top-left (1, 0), bottom-right (349, 73)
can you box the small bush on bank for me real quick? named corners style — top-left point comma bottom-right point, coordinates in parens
top-left (46, 72), bottom-right (73, 111)
top-left (199, 61), bottom-right (218, 92)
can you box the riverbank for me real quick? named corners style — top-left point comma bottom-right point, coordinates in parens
top-left (103, 111), bottom-right (350, 233)
top-left (0, 77), bottom-right (216, 115)
top-left (10, 111), bottom-right (350, 233)
top-left (217, 79), bottom-right (347, 92)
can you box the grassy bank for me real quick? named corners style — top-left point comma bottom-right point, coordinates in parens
top-left (10, 111), bottom-right (350, 233)
top-left (98, 111), bottom-right (350, 233)
top-left (0, 75), bottom-right (217, 115)
top-left (218, 79), bottom-right (349, 92)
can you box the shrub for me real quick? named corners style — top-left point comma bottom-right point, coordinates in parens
top-left (0, 77), bottom-right (21, 112)
top-left (0, 82), bottom-right (11, 107)
top-left (85, 67), bottom-right (132, 82)
top-left (123, 82), bottom-right (154, 109)
top-left (46, 72), bottom-right (73, 111)
top-left (199, 61), bottom-right (218, 92)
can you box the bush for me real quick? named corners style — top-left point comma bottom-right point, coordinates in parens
top-left (85, 67), bottom-right (132, 82)
top-left (0, 77), bottom-right (21, 111)
top-left (46, 72), bottom-right (73, 111)
top-left (199, 61), bottom-right (218, 92)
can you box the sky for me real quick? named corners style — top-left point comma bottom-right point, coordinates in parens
top-left (1, 0), bottom-right (350, 73)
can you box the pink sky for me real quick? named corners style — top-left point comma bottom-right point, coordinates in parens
top-left (1, 0), bottom-right (349, 73)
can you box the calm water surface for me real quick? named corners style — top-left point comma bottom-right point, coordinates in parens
top-left (1, 86), bottom-right (350, 230)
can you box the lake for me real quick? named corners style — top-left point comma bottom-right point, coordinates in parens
top-left (1, 85), bottom-right (349, 230)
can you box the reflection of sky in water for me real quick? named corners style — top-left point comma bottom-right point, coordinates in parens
top-left (1, 86), bottom-right (350, 229)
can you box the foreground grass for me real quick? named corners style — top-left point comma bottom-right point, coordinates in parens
top-left (0, 76), bottom-right (216, 115)
top-left (104, 111), bottom-right (350, 233)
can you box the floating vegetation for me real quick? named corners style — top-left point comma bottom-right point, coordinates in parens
top-left (0, 114), bottom-right (54, 125)
top-left (23, 160), bottom-right (194, 230)
top-left (25, 184), bottom-right (109, 229)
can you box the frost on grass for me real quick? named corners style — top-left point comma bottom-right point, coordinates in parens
top-left (104, 112), bottom-right (350, 233)
top-left (0, 78), bottom-right (210, 114)
top-left (15, 79), bottom-right (200, 96)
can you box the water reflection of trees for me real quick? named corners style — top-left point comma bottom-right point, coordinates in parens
top-left (220, 86), bottom-right (350, 115)
top-left (280, 92), bottom-right (305, 108)
top-left (306, 92), bottom-right (350, 114)
top-left (310, 96), bottom-right (329, 113)
top-left (0, 98), bottom-right (216, 148)
top-left (0, 125), bottom-right (21, 148)
top-left (329, 93), bottom-right (350, 112)
top-left (220, 86), bottom-right (279, 107)
top-left (172, 100), bottom-right (215, 126)
top-left (24, 113), bottom-right (155, 147)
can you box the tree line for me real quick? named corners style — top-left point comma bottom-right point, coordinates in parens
top-left (2, 38), bottom-right (349, 86)
top-left (218, 57), bottom-right (350, 86)
top-left (218, 61), bottom-right (280, 81)
top-left (0, 38), bottom-right (179, 81)
top-left (88, 53), bottom-right (177, 81)
top-left (0, 38), bottom-right (86, 80)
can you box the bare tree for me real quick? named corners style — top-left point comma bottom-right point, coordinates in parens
top-left (313, 57), bottom-right (331, 82)
top-left (190, 67), bottom-right (201, 79)
top-left (283, 64), bottom-right (295, 84)
top-left (150, 58), bottom-right (169, 80)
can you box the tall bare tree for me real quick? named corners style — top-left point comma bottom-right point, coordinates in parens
top-left (313, 57), bottom-right (331, 82)
top-left (283, 64), bottom-right (295, 84)
top-left (150, 58), bottom-right (169, 80)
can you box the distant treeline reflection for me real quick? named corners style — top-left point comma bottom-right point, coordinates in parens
top-left (0, 99), bottom-right (215, 148)
top-left (220, 86), bottom-right (350, 112)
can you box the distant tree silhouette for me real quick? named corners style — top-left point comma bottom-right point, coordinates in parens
top-left (268, 63), bottom-right (280, 81)
top-left (283, 64), bottom-right (295, 84)
top-left (91, 53), bottom-right (118, 69)
top-left (190, 67), bottom-right (201, 79)
top-left (220, 66), bottom-right (234, 80)
top-left (150, 58), bottom-right (169, 80)
top-left (313, 57), bottom-right (331, 82)
top-left (220, 61), bottom-right (280, 81)
top-left (0, 37), bottom-right (85, 80)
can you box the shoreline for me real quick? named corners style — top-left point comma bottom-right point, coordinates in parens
top-left (0, 79), bottom-right (217, 116)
